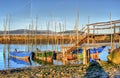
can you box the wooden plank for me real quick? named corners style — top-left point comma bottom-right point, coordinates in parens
top-left (65, 36), bottom-right (88, 53)
top-left (87, 20), bottom-right (120, 26)
top-left (90, 26), bottom-right (120, 30)
top-left (82, 43), bottom-right (111, 47)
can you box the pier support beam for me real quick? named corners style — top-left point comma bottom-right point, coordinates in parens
top-left (62, 48), bottom-right (68, 65)
top-left (83, 47), bottom-right (87, 65)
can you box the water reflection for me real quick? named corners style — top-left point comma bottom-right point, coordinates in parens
top-left (0, 43), bottom-right (117, 70)
top-left (0, 44), bottom-right (40, 70)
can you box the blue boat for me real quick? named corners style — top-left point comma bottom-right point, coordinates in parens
top-left (89, 46), bottom-right (106, 54)
top-left (72, 49), bottom-right (83, 54)
top-left (9, 57), bottom-right (31, 65)
top-left (9, 51), bottom-right (33, 63)
top-left (97, 46), bottom-right (106, 53)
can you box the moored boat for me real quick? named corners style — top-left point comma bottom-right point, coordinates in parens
top-left (35, 51), bottom-right (53, 63)
top-left (9, 51), bottom-right (32, 62)
top-left (9, 57), bottom-right (31, 65)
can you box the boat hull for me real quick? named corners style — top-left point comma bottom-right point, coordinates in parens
top-left (35, 56), bottom-right (53, 63)
top-left (9, 51), bottom-right (32, 62)
top-left (35, 52), bottom-right (53, 63)
top-left (9, 57), bottom-right (31, 65)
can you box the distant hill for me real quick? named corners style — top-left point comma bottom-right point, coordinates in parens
top-left (58, 30), bottom-right (84, 35)
top-left (0, 31), bottom-right (2, 34)
top-left (0, 29), bottom-right (54, 34)
top-left (0, 29), bottom-right (84, 35)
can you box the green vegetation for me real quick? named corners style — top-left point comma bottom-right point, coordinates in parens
top-left (77, 53), bottom-right (83, 60)
top-left (37, 51), bottom-right (53, 57)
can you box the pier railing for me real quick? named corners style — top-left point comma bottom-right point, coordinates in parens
top-left (62, 26), bottom-right (89, 53)
top-left (62, 19), bottom-right (120, 53)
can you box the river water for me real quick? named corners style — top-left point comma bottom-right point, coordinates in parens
top-left (0, 43), bottom-right (118, 70)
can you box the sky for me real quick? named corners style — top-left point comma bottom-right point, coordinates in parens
top-left (0, 0), bottom-right (120, 32)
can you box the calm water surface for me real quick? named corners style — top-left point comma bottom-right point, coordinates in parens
top-left (0, 43), bottom-right (118, 70)
top-left (0, 44), bottom-right (66, 70)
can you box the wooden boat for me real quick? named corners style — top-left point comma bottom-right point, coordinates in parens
top-left (9, 51), bottom-right (32, 62)
top-left (9, 57), bottom-right (31, 65)
top-left (35, 51), bottom-right (53, 63)
top-left (67, 54), bottom-right (74, 60)
top-left (35, 56), bottom-right (53, 63)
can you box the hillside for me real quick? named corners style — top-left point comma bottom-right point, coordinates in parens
top-left (0, 29), bottom-right (84, 35)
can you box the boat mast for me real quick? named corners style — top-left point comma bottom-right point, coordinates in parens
top-left (3, 18), bottom-right (7, 68)
top-left (35, 16), bottom-right (38, 50)
top-left (64, 19), bottom-right (66, 45)
top-left (3, 18), bottom-right (7, 46)
top-left (59, 22), bottom-right (61, 49)
top-left (31, 19), bottom-right (34, 51)
top-left (110, 13), bottom-right (114, 52)
top-left (54, 22), bottom-right (56, 51)
top-left (46, 21), bottom-right (50, 51)
top-left (74, 11), bottom-right (79, 52)
top-left (8, 15), bottom-right (10, 51)
top-left (7, 15), bottom-right (10, 68)
top-left (50, 16), bottom-right (54, 51)
top-left (40, 22), bottom-right (42, 50)
top-left (46, 22), bottom-right (48, 51)
top-left (119, 27), bottom-right (120, 47)
top-left (29, 0), bottom-right (33, 52)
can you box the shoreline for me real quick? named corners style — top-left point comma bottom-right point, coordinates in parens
top-left (0, 34), bottom-right (119, 44)
top-left (0, 61), bottom-right (120, 78)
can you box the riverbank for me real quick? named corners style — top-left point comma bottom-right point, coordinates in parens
top-left (0, 61), bottom-right (120, 78)
top-left (0, 34), bottom-right (119, 44)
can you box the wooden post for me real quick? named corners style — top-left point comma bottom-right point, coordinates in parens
top-left (62, 48), bottom-right (65, 64)
top-left (52, 21), bottom-right (54, 51)
top-left (3, 19), bottom-right (6, 68)
top-left (25, 26), bottom-right (27, 47)
top-left (62, 23), bottom-right (64, 46)
top-left (83, 47), bottom-right (87, 65)
top-left (92, 25), bottom-right (95, 45)
top-left (114, 23), bottom-right (116, 38)
top-left (87, 16), bottom-right (90, 63)
top-left (110, 13), bottom-right (114, 52)
top-left (87, 16), bottom-right (90, 43)
top-left (8, 15), bottom-right (10, 44)
top-left (31, 19), bottom-right (34, 51)
top-left (119, 27), bottom-right (120, 47)
top-left (47, 21), bottom-right (50, 51)
top-left (59, 23), bottom-right (62, 47)
top-left (61, 47), bottom-right (68, 65)
top-left (55, 22), bottom-right (57, 51)
top-left (35, 16), bottom-right (38, 49)
top-left (113, 23), bottom-right (116, 48)
top-left (8, 15), bottom-right (10, 68)
top-left (27, 24), bottom-right (30, 52)
top-left (40, 24), bottom-right (43, 49)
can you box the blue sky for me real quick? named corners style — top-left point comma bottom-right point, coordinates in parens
top-left (0, 0), bottom-right (120, 31)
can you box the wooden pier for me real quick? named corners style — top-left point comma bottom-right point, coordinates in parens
top-left (61, 19), bottom-right (120, 65)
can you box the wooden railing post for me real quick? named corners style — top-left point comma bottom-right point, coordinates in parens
top-left (113, 23), bottom-right (116, 48)
top-left (87, 16), bottom-right (90, 63)
top-left (83, 47), bottom-right (87, 65)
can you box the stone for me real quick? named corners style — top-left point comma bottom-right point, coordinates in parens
top-left (108, 47), bottom-right (120, 64)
